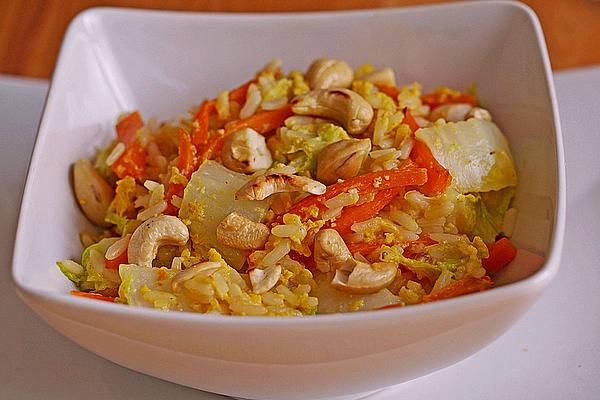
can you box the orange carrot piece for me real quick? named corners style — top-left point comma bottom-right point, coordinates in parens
top-left (111, 141), bottom-right (147, 180)
top-left (421, 91), bottom-right (478, 109)
top-left (229, 79), bottom-right (256, 104)
top-left (177, 128), bottom-right (198, 179)
top-left (116, 111), bottom-right (144, 145)
top-left (410, 140), bottom-right (452, 196)
top-left (70, 291), bottom-right (116, 302)
top-left (346, 242), bottom-right (381, 256)
top-left (192, 100), bottom-right (216, 148)
top-left (402, 234), bottom-right (438, 259)
top-left (376, 84), bottom-right (400, 100)
top-left (105, 249), bottom-right (128, 270)
top-left (334, 188), bottom-right (402, 233)
top-left (402, 107), bottom-right (420, 133)
top-left (482, 237), bottom-right (517, 274)
top-left (422, 276), bottom-right (493, 303)
top-left (224, 105), bottom-right (293, 136)
top-left (289, 161), bottom-right (427, 219)
top-left (403, 108), bottom-right (452, 196)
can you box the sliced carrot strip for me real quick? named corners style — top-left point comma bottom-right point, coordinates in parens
top-left (116, 111), bottom-right (143, 145)
top-left (375, 84), bottom-right (400, 101)
top-left (111, 141), bottom-right (147, 180)
top-left (224, 105), bottom-right (293, 136)
top-left (177, 128), bottom-right (198, 179)
top-left (192, 100), bottom-right (216, 148)
top-left (289, 161), bottom-right (427, 219)
top-left (105, 249), bottom-right (128, 270)
top-left (421, 92), bottom-right (478, 109)
top-left (422, 276), bottom-right (493, 303)
top-left (482, 237), bottom-right (517, 274)
top-left (70, 291), bottom-right (116, 302)
top-left (334, 188), bottom-right (402, 233)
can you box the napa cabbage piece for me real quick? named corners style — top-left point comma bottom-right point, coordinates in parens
top-left (80, 237), bottom-right (121, 291)
top-left (118, 263), bottom-right (180, 310)
top-left (312, 272), bottom-right (401, 313)
top-left (56, 238), bottom-right (121, 291)
top-left (452, 187), bottom-right (516, 243)
top-left (179, 161), bottom-right (272, 270)
top-left (415, 119), bottom-right (517, 193)
top-left (379, 238), bottom-right (487, 282)
top-left (56, 260), bottom-right (85, 284)
top-left (270, 123), bottom-right (350, 174)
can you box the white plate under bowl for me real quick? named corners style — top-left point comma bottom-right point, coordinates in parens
top-left (12, 2), bottom-right (564, 399)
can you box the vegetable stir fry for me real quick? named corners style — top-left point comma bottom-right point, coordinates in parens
top-left (58, 58), bottom-right (519, 315)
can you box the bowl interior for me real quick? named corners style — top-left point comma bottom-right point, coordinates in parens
top-left (13, 2), bottom-right (560, 298)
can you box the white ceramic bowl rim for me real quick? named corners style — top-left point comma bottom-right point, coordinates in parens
top-left (12, 0), bottom-right (565, 327)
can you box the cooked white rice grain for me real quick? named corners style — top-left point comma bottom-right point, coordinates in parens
top-left (424, 201), bottom-right (454, 219)
top-left (105, 142), bottom-right (126, 166)
top-left (230, 302), bottom-right (268, 316)
top-left (276, 285), bottom-right (299, 307)
top-left (261, 97), bottom-right (288, 110)
top-left (105, 234), bottom-right (131, 260)
top-left (137, 200), bottom-right (167, 221)
top-left (389, 209), bottom-right (419, 232)
top-left (397, 136), bottom-right (414, 159)
top-left (216, 90), bottom-right (230, 120)
top-left (321, 206), bottom-right (343, 221)
top-left (239, 83), bottom-right (261, 119)
top-left (262, 292), bottom-right (285, 307)
top-left (324, 191), bottom-right (360, 209)
top-left (261, 239), bottom-right (291, 266)
top-left (171, 195), bottom-right (183, 208)
top-left (272, 224), bottom-right (305, 239)
top-left (428, 233), bottom-right (464, 243)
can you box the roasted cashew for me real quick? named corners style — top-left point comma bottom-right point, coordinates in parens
top-left (362, 67), bottom-right (396, 87)
top-left (331, 260), bottom-right (397, 294)
top-left (128, 215), bottom-right (189, 268)
top-left (466, 107), bottom-right (492, 121)
top-left (430, 104), bottom-right (492, 123)
top-left (316, 138), bottom-right (371, 185)
top-left (249, 264), bottom-right (282, 294)
top-left (221, 128), bottom-right (273, 174)
top-left (305, 58), bottom-right (354, 90)
top-left (313, 229), bottom-right (354, 273)
top-left (235, 172), bottom-right (326, 201)
top-left (171, 261), bottom-right (221, 293)
top-left (216, 212), bottom-right (270, 250)
top-left (73, 159), bottom-right (114, 227)
top-left (291, 89), bottom-right (374, 135)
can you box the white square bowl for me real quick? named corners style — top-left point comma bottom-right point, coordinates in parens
top-left (12, 2), bottom-right (564, 399)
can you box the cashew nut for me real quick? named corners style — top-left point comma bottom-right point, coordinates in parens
top-left (316, 138), bottom-right (371, 185)
top-left (430, 104), bottom-right (492, 123)
top-left (221, 128), bottom-right (273, 174)
top-left (235, 172), bottom-right (326, 201)
top-left (313, 229), bottom-right (354, 273)
top-left (331, 260), bottom-right (397, 295)
top-left (291, 89), bottom-right (374, 135)
top-left (128, 215), bottom-right (189, 268)
top-left (466, 107), bottom-right (492, 121)
top-left (362, 67), bottom-right (396, 87)
top-left (216, 212), bottom-right (270, 250)
top-left (249, 264), bottom-right (282, 294)
top-left (171, 261), bottom-right (221, 293)
top-left (305, 58), bottom-right (354, 90)
top-left (73, 159), bottom-right (114, 227)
